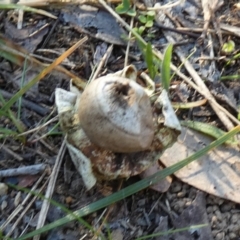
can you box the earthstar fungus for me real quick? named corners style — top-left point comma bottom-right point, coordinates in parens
top-left (55, 65), bottom-right (181, 189)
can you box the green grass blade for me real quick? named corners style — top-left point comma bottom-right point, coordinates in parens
top-left (17, 57), bottom-right (28, 120)
top-left (181, 120), bottom-right (238, 145)
top-left (220, 75), bottom-right (240, 81)
top-left (0, 127), bottom-right (19, 136)
top-left (7, 184), bottom-right (96, 237)
top-left (17, 125), bottom-right (240, 240)
top-left (136, 224), bottom-right (207, 239)
top-left (0, 4), bottom-right (57, 19)
top-left (0, 92), bottom-right (25, 136)
top-left (161, 44), bottom-right (173, 91)
top-left (145, 43), bottom-right (155, 79)
top-left (0, 37), bottom-right (87, 112)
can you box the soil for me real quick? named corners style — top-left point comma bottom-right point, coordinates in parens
top-left (0, 0), bottom-right (240, 240)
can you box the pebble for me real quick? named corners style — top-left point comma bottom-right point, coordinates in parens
top-left (215, 210), bottom-right (222, 221)
top-left (159, 180), bottom-right (240, 238)
top-left (171, 182), bottom-right (182, 193)
top-left (111, 229), bottom-right (123, 240)
top-left (211, 215), bottom-right (218, 225)
top-left (176, 191), bottom-right (185, 198)
top-left (1, 200), bottom-right (7, 211)
top-left (230, 213), bottom-right (239, 224)
top-left (220, 202), bottom-right (235, 212)
top-left (228, 224), bottom-right (240, 233)
top-left (212, 205), bottom-right (219, 212)
top-left (215, 232), bottom-right (225, 240)
top-left (137, 199), bottom-right (146, 207)
top-left (207, 206), bottom-right (213, 214)
top-left (0, 183), bottom-right (8, 196)
top-left (229, 232), bottom-right (237, 239)
top-left (14, 192), bottom-right (21, 207)
top-left (222, 212), bottom-right (231, 221)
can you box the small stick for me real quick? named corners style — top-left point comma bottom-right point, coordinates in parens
top-left (41, 17), bottom-right (60, 48)
top-left (0, 169), bottom-right (48, 231)
top-left (1, 145), bottom-right (23, 161)
top-left (0, 164), bottom-right (47, 177)
top-left (6, 171), bottom-right (49, 237)
top-left (0, 90), bottom-right (50, 116)
top-left (124, 6), bottom-right (135, 67)
top-left (91, 44), bottom-right (113, 82)
top-left (18, 116), bottom-right (58, 137)
top-left (33, 140), bottom-right (66, 240)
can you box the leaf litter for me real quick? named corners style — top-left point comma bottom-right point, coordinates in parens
top-left (0, 0), bottom-right (240, 239)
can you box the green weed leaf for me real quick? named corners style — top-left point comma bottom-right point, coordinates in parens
top-left (222, 40), bottom-right (235, 54)
top-left (127, 8), bottom-right (136, 16)
top-left (139, 15), bottom-right (147, 23)
top-left (17, 125), bottom-right (240, 240)
top-left (161, 44), bottom-right (173, 91)
top-left (145, 43), bottom-right (155, 79)
top-left (145, 20), bottom-right (153, 28)
top-left (115, 0), bottom-right (132, 14)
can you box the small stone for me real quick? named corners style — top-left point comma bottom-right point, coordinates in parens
top-left (138, 199), bottom-right (146, 207)
top-left (215, 232), bottom-right (225, 240)
top-left (208, 213), bottom-right (213, 222)
top-left (65, 196), bottom-right (74, 205)
top-left (206, 206), bottom-right (213, 214)
top-left (185, 200), bottom-right (192, 207)
top-left (230, 213), bottom-right (239, 224)
top-left (216, 198), bottom-right (224, 205)
top-left (212, 230), bottom-right (219, 237)
top-left (228, 224), bottom-right (240, 232)
top-left (220, 203), bottom-right (234, 212)
top-left (173, 204), bottom-right (180, 212)
top-left (212, 205), bottom-right (219, 212)
top-left (14, 192), bottom-right (21, 207)
top-left (177, 191), bottom-right (185, 198)
top-left (171, 182), bottom-right (182, 193)
top-left (222, 212), bottom-right (231, 221)
top-left (177, 199), bottom-right (186, 208)
top-left (0, 183), bottom-right (8, 196)
top-left (215, 210), bottom-right (222, 221)
top-left (211, 215), bottom-right (218, 225)
top-left (229, 232), bottom-right (237, 239)
top-left (217, 220), bottom-right (227, 230)
top-left (1, 200), bottom-right (7, 211)
top-left (111, 229), bottom-right (123, 240)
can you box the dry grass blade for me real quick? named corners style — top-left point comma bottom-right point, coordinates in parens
top-left (0, 36), bottom-right (88, 112)
top-left (33, 140), bottom-right (66, 240)
top-left (0, 3), bottom-right (57, 19)
top-left (0, 170), bottom-right (48, 233)
top-left (98, 0), bottom-right (240, 130)
top-left (0, 34), bottom-right (87, 87)
top-left (16, 125), bottom-right (240, 240)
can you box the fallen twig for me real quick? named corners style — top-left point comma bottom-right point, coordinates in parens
top-left (0, 89), bottom-right (50, 116)
top-left (0, 164), bottom-right (47, 177)
top-left (33, 139), bottom-right (66, 240)
top-left (0, 169), bottom-right (48, 232)
top-left (1, 145), bottom-right (23, 161)
top-left (99, 0), bottom-right (240, 130)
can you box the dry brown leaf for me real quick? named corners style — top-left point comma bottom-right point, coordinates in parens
top-left (160, 127), bottom-right (240, 203)
top-left (140, 161), bottom-right (172, 193)
top-left (171, 192), bottom-right (213, 240)
top-left (4, 20), bottom-right (49, 52)
top-left (60, 5), bottom-right (127, 45)
top-left (18, 175), bottom-right (39, 187)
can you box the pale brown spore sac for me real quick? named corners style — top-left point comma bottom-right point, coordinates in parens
top-left (78, 76), bottom-right (154, 153)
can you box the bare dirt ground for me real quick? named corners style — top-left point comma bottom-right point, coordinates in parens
top-left (1, 0), bottom-right (240, 239)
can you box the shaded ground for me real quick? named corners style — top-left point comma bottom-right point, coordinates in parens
top-left (1, 0), bottom-right (240, 239)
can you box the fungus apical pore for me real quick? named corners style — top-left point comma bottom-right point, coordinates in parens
top-left (77, 76), bottom-right (154, 153)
